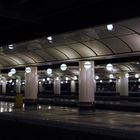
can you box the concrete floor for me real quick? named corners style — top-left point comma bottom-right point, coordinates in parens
top-left (0, 101), bottom-right (140, 139)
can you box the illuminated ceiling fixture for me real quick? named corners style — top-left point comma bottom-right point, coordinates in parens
top-left (109, 74), bottom-right (114, 79)
top-left (95, 75), bottom-right (99, 80)
top-left (10, 68), bottom-right (16, 74)
top-left (100, 80), bottom-right (103, 83)
top-left (42, 78), bottom-right (45, 82)
top-left (8, 44), bottom-right (14, 50)
top-left (47, 68), bottom-right (52, 74)
top-left (47, 77), bottom-right (50, 81)
top-left (107, 24), bottom-right (113, 31)
top-left (125, 73), bottom-right (129, 78)
top-left (65, 77), bottom-right (69, 81)
top-left (106, 64), bottom-right (113, 71)
top-left (47, 36), bottom-right (52, 41)
top-left (135, 74), bottom-right (139, 78)
top-left (138, 79), bottom-right (140, 82)
top-left (109, 79), bottom-right (112, 82)
top-left (8, 72), bottom-right (13, 77)
top-left (25, 67), bottom-right (31, 73)
top-left (73, 76), bottom-right (77, 80)
top-left (84, 61), bottom-right (91, 69)
top-left (60, 64), bottom-right (67, 71)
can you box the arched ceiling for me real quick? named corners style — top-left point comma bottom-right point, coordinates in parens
top-left (1, 17), bottom-right (140, 69)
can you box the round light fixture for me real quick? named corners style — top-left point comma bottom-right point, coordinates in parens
top-left (47, 36), bottom-right (52, 41)
top-left (107, 24), bottom-right (113, 31)
top-left (84, 61), bottom-right (91, 69)
top-left (73, 76), bottom-right (77, 80)
top-left (47, 77), bottom-right (50, 81)
top-left (135, 74), bottom-right (139, 78)
top-left (42, 78), bottom-right (45, 82)
top-left (8, 44), bottom-right (14, 50)
top-left (138, 79), bottom-right (140, 82)
top-left (47, 68), bottom-right (52, 74)
top-left (106, 64), bottom-right (113, 71)
top-left (25, 67), bottom-right (31, 73)
top-left (100, 80), bottom-right (103, 83)
top-left (60, 64), bottom-right (67, 71)
top-left (10, 68), bottom-right (16, 74)
top-left (109, 74), bottom-right (114, 79)
top-left (109, 79), bottom-right (112, 82)
top-left (125, 73), bottom-right (129, 78)
top-left (8, 72), bottom-right (13, 77)
top-left (95, 75), bottom-right (99, 80)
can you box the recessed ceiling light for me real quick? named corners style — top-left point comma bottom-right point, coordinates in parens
top-left (107, 24), bottom-right (113, 31)
top-left (47, 36), bottom-right (52, 41)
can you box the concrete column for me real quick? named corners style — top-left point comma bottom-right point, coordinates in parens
top-left (54, 77), bottom-right (61, 95)
top-left (25, 67), bottom-right (38, 106)
top-left (79, 61), bottom-right (95, 111)
top-left (94, 80), bottom-right (96, 92)
top-left (16, 77), bottom-right (21, 94)
top-left (71, 80), bottom-right (76, 93)
top-left (2, 78), bottom-right (6, 94)
top-left (119, 73), bottom-right (128, 97)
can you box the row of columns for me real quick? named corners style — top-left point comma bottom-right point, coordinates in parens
top-left (0, 62), bottom-right (129, 109)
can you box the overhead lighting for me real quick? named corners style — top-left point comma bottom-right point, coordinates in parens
top-left (39, 81), bottom-right (41, 84)
top-left (109, 79), bottom-right (112, 82)
top-left (109, 74), bottom-right (114, 79)
top-left (84, 61), bottom-right (91, 69)
top-left (8, 72), bottom-right (13, 77)
top-left (138, 79), bottom-right (140, 82)
top-left (9, 79), bottom-right (12, 83)
top-left (100, 80), bottom-right (103, 83)
top-left (1, 80), bottom-right (3, 83)
top-left (10, 68), bottom-right (16, 74)
top-left (61, 81), bottom-right (64, 84)
top-left (42, 78), bottom-right (45, 82)
top-left (60, 64), bottom-right (67, 71)
top-left (47, 68), bottom-right (52, 74)
top-left (106, 64), bottom-right (113, 71)
top-left (8, 44), bottom-right (14, 50)
top-left (65, 77), bottom-right (69, 81)
top-left (73, 76), bottom-right (77, 80)
top-left (125, 73), bottom-right (129, 78)
top-left (47, 77), bottom-right (50, 81)
top-left (25, 67), bottom-right (31, 73)
top-left (47, 36), bottom-right (52, 41)
top-left (107, 24), bottom-right (113, 31)
top-left (95, 75), bottom-right (99, 80)
top-left (135, 74), bottom-right (139, 78)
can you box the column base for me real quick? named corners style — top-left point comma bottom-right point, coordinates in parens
top-left (79, 102), bottom-right (95, 114)
top-left (120, 95), bottom-right (128, 101)
top-left (24, 99), bottom-right (38, 109)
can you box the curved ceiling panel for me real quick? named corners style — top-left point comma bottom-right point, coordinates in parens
top-left (45, 48), bottom-right (68, 60)
top-left (24, 52), bottom-right (45, 63)
top-left (14, 53), bottom-right (35, 64)
top-left (101, 37), bottom-right (132, 54)
top-left (120, 34), bottom-right (140, 52)
top-left (68, 43), bottom-right (96, 57)
top-left (55, 46), bottom-right (81, 59)
top-left (0, 59), bottom-right (9, 67)
top-left (35, 50), bottom-right (56, 61)
top-left (84, 40), bottom-right (113, 55)
top-left (0, 55), bottom-right (17, 66)
top-left (7, 55), bottom-right (25, 65)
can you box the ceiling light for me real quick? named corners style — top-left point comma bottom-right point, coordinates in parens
top-left (42, 78), bottom-right (45, 82)
top-left (47, 36), bottom-right (52, 41)
top-left (47, 77), bottom-right (50, 81)
top-left (84, 61), bottom-right (91, 69)
top-left (47, 68), bottom-right (52, 74)
top-left (100, 80), bottom-right (103, 83)
top-left (73, 76), bottom-right (77, 80)
top-left (95, 75), bottom-right (99, 80)
top-left (138, 79), bottom-right (140, 82)
top-left (125, 73), bottom-right (129, 78)
top-left (8, 44), bottom-right (14, 50)
top-left (109, 74), bottom-right (114, 79)
top-left (135, 74), bottom-right (139, 78)
top-left (109, 79), bottom-right (112, 82)
top-left (10, 68), bottom-right (16, 74)
top-left (65, 77), bottom-right (69, 81)
top-left (60, 64), bottom-right (67, 71)
top-left (106, 64), bottom-right (113, 71)
top-left (8, 72), bottom-right (13, 77)
top-left (25, 67), bottom-right (31, 73)
top-left (107, 24), bottom-right (113, 31)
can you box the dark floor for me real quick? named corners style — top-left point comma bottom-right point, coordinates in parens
top-left (0, 101), bottom-right (140, 139)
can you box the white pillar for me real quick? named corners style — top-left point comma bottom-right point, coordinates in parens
top-left (54, 77), bottom-right (61, 95)
top-left (16, 77), bottom-right (21, 94)
top-left (71, 80), bottom-right (76, 93)
top-left (25, 67), bottom-right (38, 105)
top-left (2, 78), bottom-right (6, 94)
top-left (119, 73), bottom-right (128, 97)
top-left (79, 61), bottom-right (95, 110)
top-left (94, 80), bottom-right (96, 92)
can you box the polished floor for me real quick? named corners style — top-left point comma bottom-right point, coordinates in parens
top-left (0, 101), bottom-right (140, 139)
